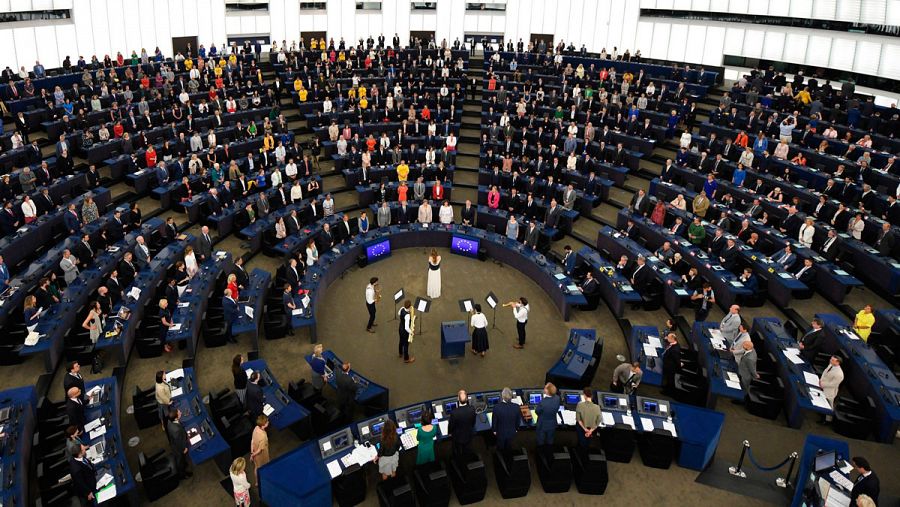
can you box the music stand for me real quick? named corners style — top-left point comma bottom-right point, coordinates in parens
top-left (414, 297), bottom-right (431, 336)
top-left (458, 298), bottom-right (474, 313)
top-left (390, 288), bottom-right (405, 322)
top-left (485, 291), bottom-right (503, 332)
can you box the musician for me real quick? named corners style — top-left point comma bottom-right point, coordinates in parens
top-left (365, 277), bottom-right (379, 333)
top-left (504, 298), bottom-right (530, 349)
top-left (398, 300), bottom-right (415, 363)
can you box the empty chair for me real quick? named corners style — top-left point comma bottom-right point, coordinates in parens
top-left (412, 461), bottom-right (451, 507)
top-left (333, 463), bottom-right (367, 507)
top-left (448, 450), bottom-right (487, 505)
top-left (289, 379), bottom-right (324, 408)
top-left (376, 475), bottom-right (416, 507)
top-left (600, 424), bottom-right (635, 463)
top-left (209, 389), bottom-right (244, 420)
top-left (139, 449), bottom-right (180, 501)
top-left (832, 396), bottom-right (875, 440)
top-left (535, 445), bottom-right (572, 493)
top-left (133, 385), bottom-right (162, 429)
top-left (492, 448), bottom-right (531, 498)
top-left (310, 401), bottom-right (344, 436)
top-left (672, 372), bottom-right (708, 407)
top-left (745, 385), bottom-right (784, 420)
top-left (638, 428), bottom-right (677, 469)
top-left (217, 412), bottom-right (253, 457)
top-left (570, 447), bottom-right (609, 495)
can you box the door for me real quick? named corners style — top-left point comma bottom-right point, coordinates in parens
top-left (530, 33), bottom-right (554, 51)
top-left (409, 31), bottom-right (435, 47)
top-left (172, 36), bottom-right (198, 57)
top-left (464, 32), bottom-right (504, 52)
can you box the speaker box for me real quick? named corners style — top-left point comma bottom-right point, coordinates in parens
top-left (357, 253), bottom-right (368, 268)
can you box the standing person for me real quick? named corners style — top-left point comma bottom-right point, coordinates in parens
top-left (415, 408), bottom-right (437, 465)
top-left (506, 297), bottom-right (529, 349)
top-left (720, 305), bottom-right (742, 344)
top-left (736, 341), bottom-right (758, 396)
top-left (448, 390), bottom-right (476, 456)
top-left (81, 300), bottom-right (104, 344)
top-left (470, 304), bottom-right (489, 357)
top-left (155, 370), bottom-right (172, 430)
top-left (64, 361), bottom-right (85, 400)
top-left (819, 356), bottom-right (844, 423)
top-left (69, 444), bottom-right (96, 507)
top-left (426, 249), bottom-right (441, 298)
top-left (398, 300), bottom-right (415, 363)
top-left (223, 288), bottom-right (238, 344)
top-left (610, 361), bottom-right (643, 394)
top-left (309, 344), bottom-right (328, 391)
top-left (66, 387), bottom-right (86, 433)
top-left (230, 457), bottom-right (252, 507)
top-left (374, 419), bottom-right (400, 480)
top-left (853, 304), bottom-right (875, 341)
top-left (250, 415), bottom-right (270, 486)
top-left (245, 372), bottom-right (264, 420)
top-left (575, 387), bottom-right (601, 449)
top-left (365, 277), bottom-right (379, 333)
top-left (690, 282), bottom-right (715, 322)
top-left (166, 408), bottom-right (192, 478)
top-left (335, 362), bottom-right (359, 419)
top-left (232, 354), bottom-right (247, 404)
top-left (661, 333), bottom-right (681, 394)
top-left (491, 387), bottom-right (522, 451)
top-left (850, 457), bottom-right (880, 504)
top-left (535, 383), bottom-right (560, 450)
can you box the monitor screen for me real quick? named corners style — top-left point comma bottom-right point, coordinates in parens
top-left (486, 395), bottom-right (500, 407)
top-left (603, 396), bottom-right (619, 408)
top-left (371, 421), bottom-right (384, 437)
top-left (451, 236), bottom-right (480, 257)
top-left (814, 451), bottom-right (836, 473)
top-left (642, 401), bottom-right (658, 413)
top-left (366, 239), bottom-right (391, 263)
top-left (408, 408), bottom-right (423, 423)
top-left (332, 433), bottom-right (349, 450)
top-left (528, 393), bottom-right (542, 405)
top-left (445, 401), bottom-right (457, 413)
top-left (565, 394), bottom-right (581, 405)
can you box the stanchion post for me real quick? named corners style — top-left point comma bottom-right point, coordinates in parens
top-left (776, 452), bottom-right (798, 488)
top-left (728, 440), bottom-right (750, 478)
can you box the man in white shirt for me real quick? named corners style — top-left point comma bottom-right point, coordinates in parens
top-left (819, 356), bottom-right (844, 423)
top-left (511, 298), bottom-right (529, 349)
top-left (365, 277), bottom-right (378, 333)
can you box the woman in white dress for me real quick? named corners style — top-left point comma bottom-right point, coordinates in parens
top-left (306, 239), bottom-right (319, 266)
top-left (184, 246), bottom-right (199, 278)
top-left (426, 249), bottom-right (441, 298)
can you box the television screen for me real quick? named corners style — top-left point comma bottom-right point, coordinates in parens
top-left (486, 395), bottom-right (500, 407)
top-left (451, 236), bottom-right (480, 257)
top-left (643, 401), bottom-right (658, 413)
top-left (366, 239), bottom-right (391, 263)
top-left (445, 401), bottom-right (457, 413)
top-left (408, 408), bottom-right (423, 423)
top-left (371, 421), bottom-right (384, 437)
top-left (528, 393), bottom-right (542, 405)
top-left (565, 394), bottom-right (581, 405)
top-left (603, 396), bottom-right (619, 408)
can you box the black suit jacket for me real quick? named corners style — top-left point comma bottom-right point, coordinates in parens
top-left (662, 343), bottom-right (681, 377)
top-left (799, 330), bottom-right (824, 362)
top-left (461, 206), bottom-right (475, 224)
top-left (64, 373), bottom-right (85, 399)
top-left (166, 419), bottom-right (189, 453)
top-left (245, 382), bottom-right (265, 418)
top-left (491, 401), bottom-right (521, 441)
top-left (66, 398), bottom-right (86, 431)
top-left (631, 265), bottom-right (653, 292)
top-left (448, 404), bottom-right (477, 446)
top-left (335, 371), bottom-right (359, 411)
top-left (69, 458), bottom-right (96, 499)
top-left (851, 472), bottom-right (879, 504)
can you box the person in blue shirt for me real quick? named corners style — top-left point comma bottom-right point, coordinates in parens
top-left (732, 164), bottom-right (747, 187)
top-left (534, 383), bottom-right (561, 449)
top-left (753, 133), bottom-right (768, 157)
top-left (562, 245), bottom-right (577, 275)
top-left (703, 173), bottom-right (718, 200)
top-left (675, 147), bottom-right (690, 166)
top-left (0, 254), bottom-right (9, 289)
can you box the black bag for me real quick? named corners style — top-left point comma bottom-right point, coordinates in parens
top-left (91, 354), bottom-right (104, 374)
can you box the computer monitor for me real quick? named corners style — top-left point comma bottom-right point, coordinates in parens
top-left (366, 239), bottom-right (391, 263)
top-left (529, 393), bottom-right (542, 405)
top-left (451, 236), bottom-right (480, 258)
top-left (602, 395), bottom-right (619, 408)
top-left (814, 451), bottom-right (836, 473)
top-left (356, 416), bottom-right (387, 444)
top-left (565, 393), bottom-right (581, 406)
top-left (319, 428), bottom-right (352, 459)
top-left (642, 400), bottom-right (659, 414)
top-left (396, 404), bottom-right (425, 427)
top-left (444, 401), bottom-right (458, 413)
top-left (481, 391), bottom-right (501, 408)
top-left (600, 393), bottom-right (628, 411)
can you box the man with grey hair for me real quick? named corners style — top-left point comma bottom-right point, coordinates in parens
top-left (377, 201), bottom-right (391, 228)
top-left (720, 305), bottom-right (742, 344)
top-left (611, 361), bottom-right (643, 395)
top-left (730, 323), bottom-right (752, 363)
top-left (737, 341), bottom-right (758, 396)
top-left (491, 387), bottom-right (522, 451)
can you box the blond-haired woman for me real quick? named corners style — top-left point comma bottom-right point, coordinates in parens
top-left (230, 457), bottom-right (251, 506)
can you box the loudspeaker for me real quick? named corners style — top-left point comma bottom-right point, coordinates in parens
top-left (357, 253), bottom-right (368, 268)
top-left (477, 247), bottom-right (487, 261)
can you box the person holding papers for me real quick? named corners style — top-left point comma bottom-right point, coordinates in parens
top-left (575, 387), bottom-right (601, 449)
top-left (491, 387), bottom-right (521, 451)
top-left (818, 356), bottom-right (844, 424)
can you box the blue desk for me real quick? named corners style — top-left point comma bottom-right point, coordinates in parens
top-left (753, 317), bottom-right (833, 429)
top-left (167, 367), bottom-right (232, 472)
top-left (545, 328), bottom-right (601, 389)
top-left (872, 308), bottom-right (900, 338)
top-left (672, 402), bottom-right (725, 471)
top-left (791, 435), bottom-right (851, 507)
top-left (0, 386), bottom-right (36, 507)
top-left (232, 269), bottom-right (271, 349)
top-left (83, 377), bottom-right (137, 505)
top-left (440, 320), bottom-right (470, 359)
top-left (576, 247), bottom-right (643, 317)
top-left (315, 350), bottom-right (390, 414)
top-left (167, 253), bottom-right (233, 357)
top-left (691, 321), bottom-right (746, 408)
top-left (630, 326), bottom-right (664, 386)
top-left (259, 442), bottom-right (331, 506)
top-left (816, 314), bottom-right (900, 443)
top-left (241, 359), bottom-right (311, 434)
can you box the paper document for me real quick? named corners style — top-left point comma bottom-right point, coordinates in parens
top-left (803, 371), bottom-right (820, 386)
top-left (189, 433), bottom-right (202, 446)
top-left (642, 344), bottom-right (658, 357)
top-left (829, 471), bottom-right (854, 491)
top-left (601, 412), bottom-right (615, 427)
top-left (511, 396), bottom-right (523, 405)
top-left (708, 329), bottom-right (725, 341)
top-left (487, 413), bottom-right (493, 425)
top-left (561, 410), bottom-right (576, 426)
top-left (416, 300), bottom-right (428, 312)
top-left (263, 404), bottom-right (275, 416)
top-left (169, 323), bottom-right (182, 332)
top-left (85, 418), bottom-right (103, 432)
top-left (724, 379), bottom-right (742, 390)
top-left (463, 300), bottom-right (473, 312)
top-left (97, 473), bottom-right (114, 489)
top-left (662, 421), bottom-right (677, 437)
top-left (640, 417), bottom-right (654, 431)
top-left (621, 415), bottom-right (636, 429)
top-left (167, 369), bottom-right (185, 381)
top-left (89, 425), bottom-right (107, 441)
top-left (244, 306), bottom-right (254, 319)
top-left (646, 336), bottom-right (662, 348)
top-left (171, 388), bottom-right (183, 398)
top-left (96, 484), bottom-right (117, 503)
top-left (438, 420), bottom-right (449, 436)
top-left (292, 308), bottom-right (303, 315)
top-left (809, 390), bottom-right (832, 410)
top-left (326, 460), bottom-right (343, 479)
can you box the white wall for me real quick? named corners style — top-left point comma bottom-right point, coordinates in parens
top-left (640, 0), bottom-right (899, 25)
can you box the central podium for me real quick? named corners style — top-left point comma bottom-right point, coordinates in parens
top-left (440, 320), bottom-right (470, 359)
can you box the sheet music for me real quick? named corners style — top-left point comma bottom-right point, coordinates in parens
top-left (463, 300), bottom-right (473, 312)
top-left (646, 336), bottom-right (662, 348)
top-left (416, 300), bottom-right (428, 312)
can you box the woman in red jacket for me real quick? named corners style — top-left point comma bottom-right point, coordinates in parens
top-left (487, 185), bottom-right (500, 209)
top-left (432, 180), bottom-right (444, 201)
top-left (227, 274), bottom-right (240, 301)
top-left (145, 146), bottom-right (158, 167)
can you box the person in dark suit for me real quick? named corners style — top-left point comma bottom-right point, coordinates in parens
top-left (118, 252), bottom-right (137, 287)
top-left (66, 387), bottom-right (86, 433)
top-left (448, 390), bottom-right (477, 456)
top-left (284, 258), bottom-right (301, 293)
top-left (534, 383), bottom-right (560, 449)
top-left (875, 223), bottom-right (897, 256)
top-left (630, 256), bottom-right (652, 293)
top-left (661, 333), bottom-right (681, 394)
top-left (232, 256), bottom-right (249, 288)
top-left (460, 199), bottom-right (476, 226)
top-left (491, 387), bottom-right (522, 451)
top-left (850, 456), bottom-right (880, 504)
top-left (578, 271), bottom-right (600, 310)
top-left (562, 245), bottom-right (577, 275)
top-left (223, 288), bottom-right (239, 344)
top-left (68, 445), bottom-right (97, 506)
top-left (244, 372), bottom-right (265, 419)
top-left (629, 189), bottom-right (650, 216)
top-left (544, 199), bottom-right (562, 228)
top-left (73, 234), bottom-right (94, 268)
top-left (523, 221), bottom-right (540, 248)
top-left (63, 204), bottom-right (80, 234)
top-left (197, 225), bottom-right (213, 261)
top-left (798, 318), bottom-right (825, 363)
top-left (794, 258), bottom-right (816, 287)
top-left (334, 362), bottom-right (359, 420)
top-left (165, 407), bottom-right (192, 478)
top-left (64, 361), bottom-right (85, 400)
top-left (738, 268), bottom-right (759, 294)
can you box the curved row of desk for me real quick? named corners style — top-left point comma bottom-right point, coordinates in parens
top-left (259, 386), bottom-right (724, 505)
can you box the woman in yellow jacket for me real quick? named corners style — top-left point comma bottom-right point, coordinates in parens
top-left (794, 87), bottom-right (811, 105)
top-left (853, 304), bottom-right (875, 341)
top-left (358, 85), bottom-right (367, 99)
top-left (310, 38), bottom-right (318, 50)
top-left (298, 87), bottom-right (308, 102)
top-left (396, 161), bottom-right (409, 182)
top-left (263, 132), bottom-right (275, 151)
top-left (294, 78), bottom-right (303, 92)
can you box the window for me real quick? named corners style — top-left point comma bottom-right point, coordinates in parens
top-left (299, 1), bottom-right (327, 9)
top-left (226, 2), bottom-right (268, 13)
top-left (356, 1), bottom-right (382, 10)
top-left (411, 1), bottom-right (437, 9)
top-left (0, 9), bottom-right (71, 24)
top-left (466, 1), bottom-right (506, 12)
top-left (640, 9), bottom-right (900, 36)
